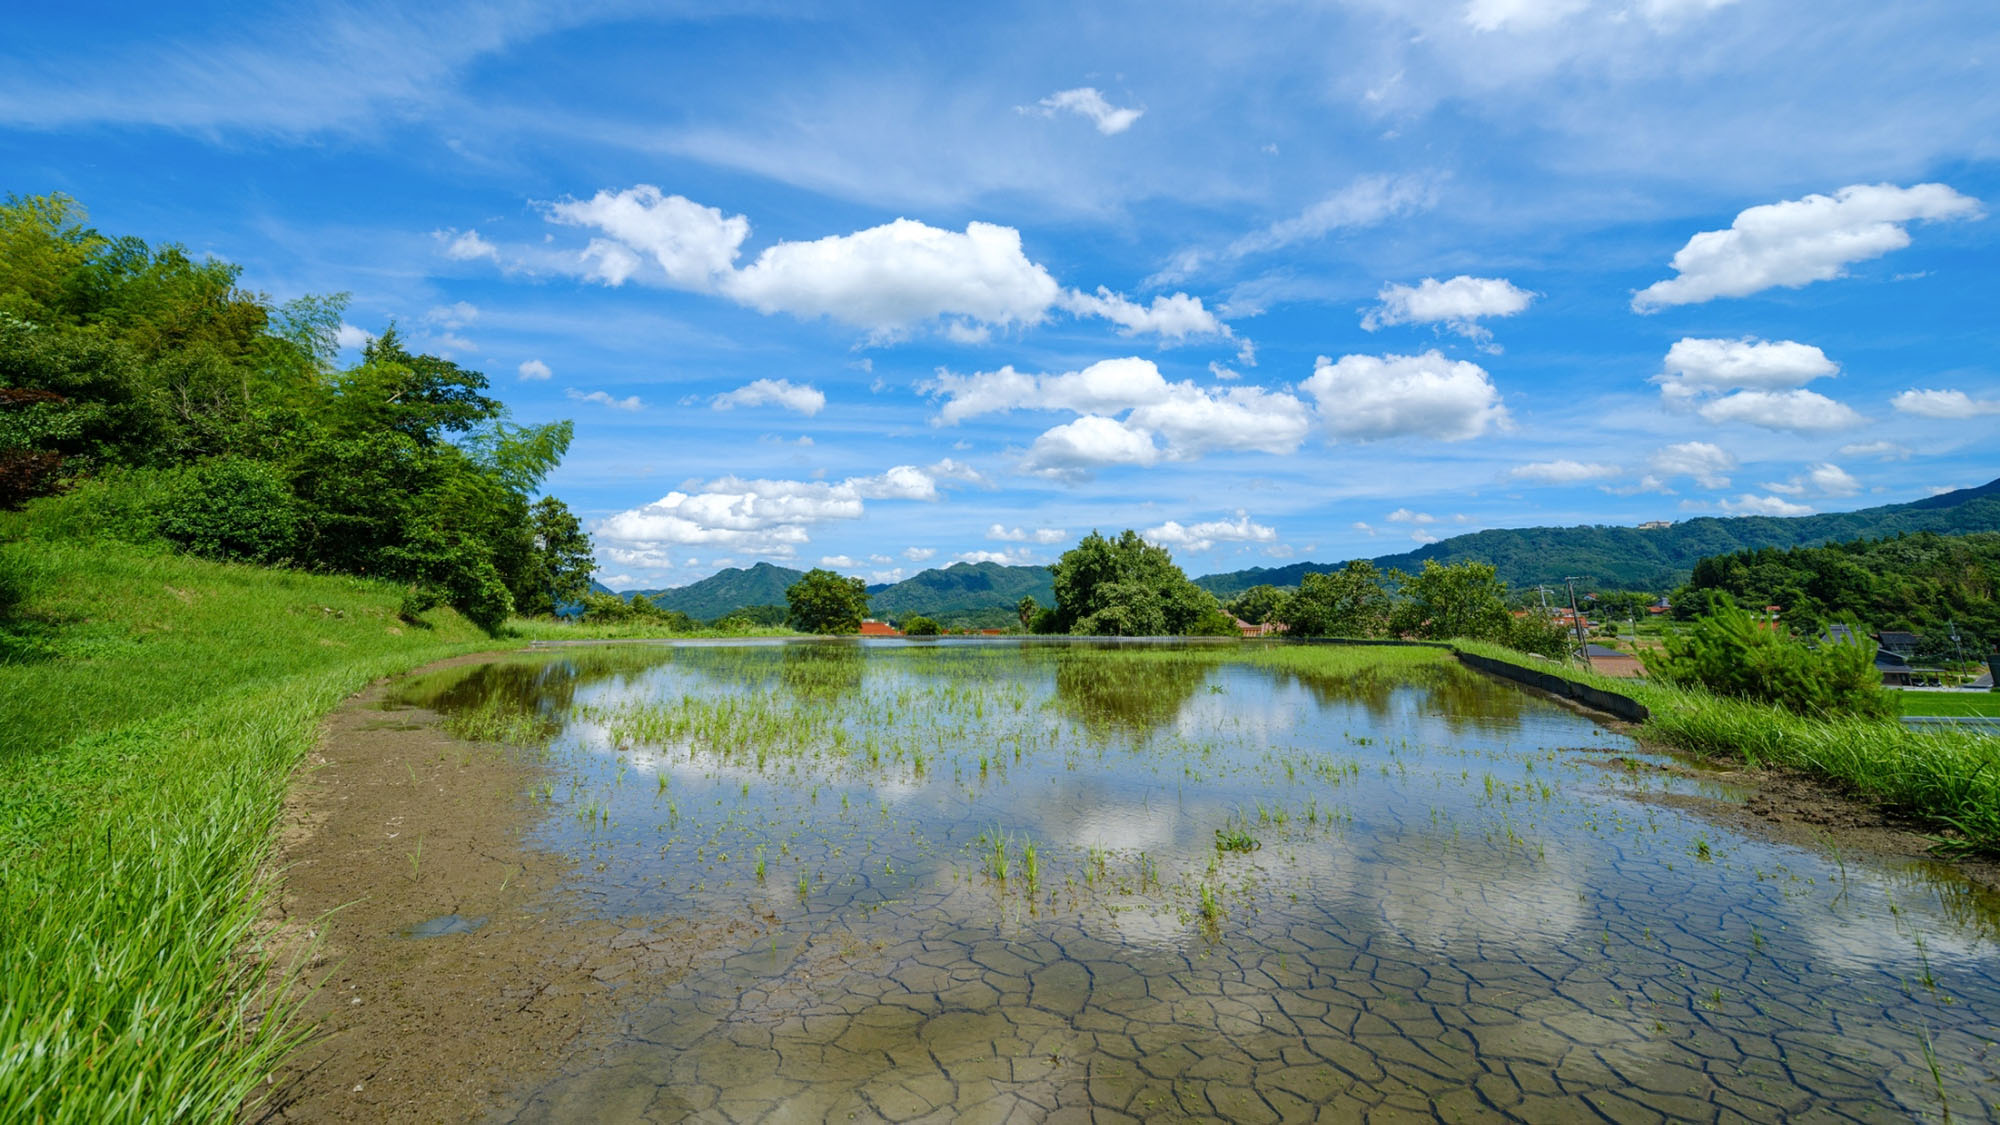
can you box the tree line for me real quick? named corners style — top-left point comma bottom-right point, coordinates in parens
top-left (0, 194), bottom-right (597, 630)
top-left (1672, 531), bottom-right (1999, 660)
top-left (779, 528), bottom-right (1577, 656)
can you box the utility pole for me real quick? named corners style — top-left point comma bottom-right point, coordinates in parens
top-left (1950, 621), bottom-right (1965, 684)
top-left (1538, 586), bottom-right (1565, 666)
top-left (1564, 577), bottom-right (1592, 673)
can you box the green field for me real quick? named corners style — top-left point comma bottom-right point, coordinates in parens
top-left (1897, 691), bottom-right (2000, 718)
top-left (0, 535), bottom-right (505, 1123)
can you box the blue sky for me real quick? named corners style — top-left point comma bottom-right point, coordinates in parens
top-left (6, 1), bottom-right (1997, 589)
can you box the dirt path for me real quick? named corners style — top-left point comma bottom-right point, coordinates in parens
top-left (253, 656), bottom-right (758, 1123)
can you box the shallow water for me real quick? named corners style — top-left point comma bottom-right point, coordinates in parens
top-left (408, 640), bottom-right (2000, 1123)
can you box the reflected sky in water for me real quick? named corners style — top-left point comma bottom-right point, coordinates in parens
top-left (407, 640), bottom-right (2000, 1122)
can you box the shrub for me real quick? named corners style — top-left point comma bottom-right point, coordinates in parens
top-left (901, 615), bottom-right (940, 636)
top-left (156, 457), bottom-right (301, 564)
top-left (1640, 595), bottom-right (1892, 718)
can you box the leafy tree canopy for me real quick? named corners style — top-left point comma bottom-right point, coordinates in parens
top-left (786, 568), bottom-right (869, 634)
top-left (0, 193), bottom-right (591, 633)
top-left (1049, 530), bottom-right (1236, 637)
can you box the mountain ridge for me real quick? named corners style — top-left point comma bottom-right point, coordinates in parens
top-left (618, 478), bottom-right (2000, 618)
top-left (1196, 477), bottom-right (2000, 598)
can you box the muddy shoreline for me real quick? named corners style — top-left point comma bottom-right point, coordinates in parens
top-left (254, 654), bottom-right (761, 1123)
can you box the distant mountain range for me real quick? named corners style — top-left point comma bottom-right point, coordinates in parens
top-left (627, 561), bottom-right (802, 620)
top-left (867, 562), bottom-right (1054, 622)
top-left (1196, 476), bottom-right (2000, 597)
top-left (616, 477), bottom-right (2000, 619)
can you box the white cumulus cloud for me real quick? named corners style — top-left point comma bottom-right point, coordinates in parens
top-left (1020, 415), bottom-right (1161, 481)
top-left (1762, 462), bottom-right (1860, 497)
top-left (723, 218), bottom-right (1059, 338)
top-left (1387, 508), bottom-right (1436, 524)
top-left (1021, 87), bottom-right (1143, 135)
top-left (928, 357), bottom-right (1311, 469)
top-left (1656, 337), bottom-right (1838, 395)
top-left (1891, 388), bottom-right (2000, 418)
top-left (712, 378), bottom-right (826, 416)
top-left (1697, 389), bottom-right (1866, 432)
top-left (548, 185), bottom-right (749, 289)
top-left (594, 462), bottom-right (974, 565)
top-left (1300, 351), bottom-right (1509, 442)
top-left (1057, 287), bottom-right (1230, 341)
top-left (435, 228), bottom-right (498, 262)
top-left (517, 358), bottom-right (552, 381)
top-left (1633, 183), bottom-right (1983, 311)
top-left (1362, 275), bottom-right (1535, 341)
top-left (1649, 442), bottom-right (1736, 489)
top-left (903, 547), bottom-right (936, 562)
top-left (334, 323), bottom-right (373, 350)
top-left (1142, 513), bottom-right (1277, 553)
top-left (1719, 494), bottom-right (1816, 517)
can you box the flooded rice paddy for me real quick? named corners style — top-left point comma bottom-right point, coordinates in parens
top-left (401, 640), bottom-right (2000, 1123)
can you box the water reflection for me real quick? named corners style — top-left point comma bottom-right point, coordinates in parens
top-left (1047, 647), bottom-right (1215, 735)
top-left (400, 641), bottom-right (2000, 1123)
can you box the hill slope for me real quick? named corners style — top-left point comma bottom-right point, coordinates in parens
top-left (867, 562), bottom-right (1054, 620)
top-left (1196, 477), bottom-right (2000, 596)
top-left (631, 562), bottom-right (806, 619)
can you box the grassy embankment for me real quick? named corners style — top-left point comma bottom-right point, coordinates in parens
top-left (502, 615), bottom-right (794, 641)
top-left (0, 532), bottom-right (516, 1123)
top-left (1452, 637), bottom-right (2000, 853)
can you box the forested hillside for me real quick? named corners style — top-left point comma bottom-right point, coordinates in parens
top-left (867, 562), bottom-right (1053, 622)
top-left (1197, 478), bottom-right (2000, 597)
top-left (1675, 531), bottom-right (2000, 652)
top-left (631, 561), bottom-right (806, 619)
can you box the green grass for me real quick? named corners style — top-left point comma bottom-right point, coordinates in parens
top-left (1453, 637), bottom-right (2000, 853)
top-left (0, 534), bottom-right (503, 1123)
top-left (500, 615), bottom-right (795, 641)
top-left (1897, 692), bottom-right (2000, 719)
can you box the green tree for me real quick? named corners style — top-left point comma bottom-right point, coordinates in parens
top-left (1049, 530), bottom-right (1236, 637)
top-left (1016, 595), bottom-right (1039, 630)
top-left (786, 568), bottom-right (868, 634)
top-left (1389, 559), bottom-right (1512, 641)
top-left (901, 614), bottom-right (941, 636)
top-left (1641, 595), bottom-right (1891, 717)
top-left (515, 496), bottom-right (596, 617)
top-left (1225, 584), bottom-right (1290, 625)
top-left (1277, 563), bottom-right (1390, 637)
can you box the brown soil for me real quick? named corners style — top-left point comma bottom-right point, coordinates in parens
top-left (1588, 750), bottom-right (2000, 894)
top-left (251, 655), bottom-right (769, 1123)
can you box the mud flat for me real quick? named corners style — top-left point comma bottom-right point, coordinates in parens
top-left (257, 657), bottom-right (772, 1122)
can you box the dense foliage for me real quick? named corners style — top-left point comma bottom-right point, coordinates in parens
top-left (1224, 583), bottom-right (1289, 626)
top-left (1196, 479), bottom-right (2000, 596)
top-left (1640, 596), bottom-right (1892, 718)
top-left (868, 561), bottom-right (1055, 620)
top-left (0, 194), bottom-right (592, 631)
top-left (1274, 563), bottom-right (1391, 637)
top-left (1045, 530), bottom-right (1237, 637)
top-left (786, 568), bottom-right (869, 634)
top-left (900, 614), bottom-right (941, 636)
top-left (576, 591), bottom-right (697, 631)
top-left (1673, 531), bottom-right (2000, 657)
